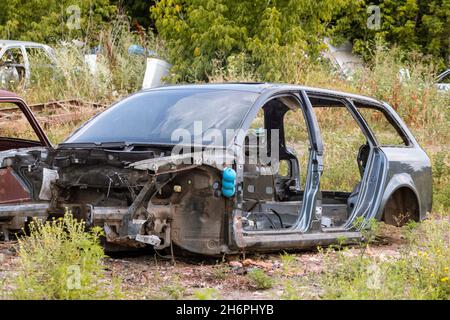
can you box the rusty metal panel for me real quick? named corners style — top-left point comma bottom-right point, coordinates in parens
top-left (0, 168), bottom-right (31, 204)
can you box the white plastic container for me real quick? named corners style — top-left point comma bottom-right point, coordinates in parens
top-left (84, 54), bottom-right (98, 75)
top-left (142, 58), bottom-right (171, 89)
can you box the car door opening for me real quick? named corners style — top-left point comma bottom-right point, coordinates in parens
top-left (241, 94), bottom-right (311, 231)
top-left (309, 95), bottom-right (373, 229)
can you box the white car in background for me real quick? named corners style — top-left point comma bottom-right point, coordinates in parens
top-left (0, 40), bottom-right (56, 89)
top-left (436, 69), bottom-right (450, 92)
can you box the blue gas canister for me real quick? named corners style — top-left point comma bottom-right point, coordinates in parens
top-left (221, 167), bottom-right (236, 198)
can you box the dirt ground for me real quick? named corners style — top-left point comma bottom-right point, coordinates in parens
top-left (0, 224), bottom-right (408, 300)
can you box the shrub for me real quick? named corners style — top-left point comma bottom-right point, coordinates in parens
top-left (160, 277), bottom-right (186, 300)
top-left (281, 280), bottom-right (301, 300)
top-left (247, 268), bottom-right (274, 290)
top-left (193, 288), bottom-right (221, 300)
top-left (280, 252), bottom-right (296, 273)
top-left (0, 0), bottom-right (116, 44)
top-left (11, 213), bottom-right (122, 300)
top-left (431, 152), bottom-right (450, 210)
top-left (211, 265), bottom-right (229, 280)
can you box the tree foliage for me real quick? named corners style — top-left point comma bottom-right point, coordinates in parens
top-left (151, 0), bottom-right (353, 81)
top-left (332, 0), bottom-right (450, 66)
top-left (114, 0), bottom-right (156, 31)
top-left (0, 0), bottom-right (448, 80)
top-left (0, 0), bottom-right (116, 43)
top-left (153, 0), bottom-right (449, 81)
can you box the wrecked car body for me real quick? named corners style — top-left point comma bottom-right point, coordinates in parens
top-left (0, 84), bottom-right (432, 255)
top-left (0, 40), bottom-right (56, 89)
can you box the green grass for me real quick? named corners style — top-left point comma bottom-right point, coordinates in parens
top-left (316, 216), bottom-right (449, 299)
top-left (280, 252), bottom-right (296, 273)
top-left (247, 268), bottom-right (274, 290)
top-left (275, 214), bottom-right (449, 300)
top-left (193, 288), bottom-right (221, 300)
top-left (159, 276), bottom-right (187, 300)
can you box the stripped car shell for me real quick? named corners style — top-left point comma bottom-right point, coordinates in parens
top-left (0, 84), bottom-right (432, 255)
top-left (0, 40), bottom-right (56, 89)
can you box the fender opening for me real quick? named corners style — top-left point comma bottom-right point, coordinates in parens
top-left (383, 187), bottom-right (420, 226)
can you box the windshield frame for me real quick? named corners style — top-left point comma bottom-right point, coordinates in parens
top-left (61, 88), bottom-right (261, 149)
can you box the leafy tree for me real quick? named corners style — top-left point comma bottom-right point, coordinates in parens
top-left (332, 0), bottom-right (450, 66)
top-left (416, 0), bottom-right (450, 64)
top-left (151, 0), bottom-right (353, 81)
top-left (114, 0), bottom-right (155, 31)
top-left (0, 0), bottom-right (116, 44)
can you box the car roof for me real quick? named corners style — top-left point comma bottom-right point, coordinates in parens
top-left (0, 83), bottom-right (384, 105)
top-left (0, 40), bottom-right (48, 48)
top-left (437, 69), bottom-right (450, 81)
top-left (143, 83), bottom-right (384, 105)
top-left (0, 89), bottom-right (21, 99)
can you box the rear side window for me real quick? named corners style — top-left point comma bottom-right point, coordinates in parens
top-left (355, 103), bottom-right (409, 146)
top-left (26, 47), bottom-right (53, 66)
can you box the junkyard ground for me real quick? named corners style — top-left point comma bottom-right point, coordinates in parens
top-left (0, 223), bottom-right (413, 300)
top-left (1, 103), bottom-right (449, 299)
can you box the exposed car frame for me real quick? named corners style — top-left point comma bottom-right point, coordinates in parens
top-left (0, 40), bottom-right (56, 89)
top-left (0, 84), bottom-right (432, 255)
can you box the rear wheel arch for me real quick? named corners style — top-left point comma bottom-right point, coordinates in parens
top-left (382, 186), bottom-right (420, 226)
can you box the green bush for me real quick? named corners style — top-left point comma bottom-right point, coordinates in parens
top-left (332, 0), bottom-right (450, 67)
top-left (431, 152), bottom-right (450, 210)
top-left (152, 0), bottom-right (449, 82)
top-left (11, 213), bottom-right (122, 300)
top-left (193, 288), bottom-right (221, 300)
top-left (281, 280), bottom-right (301, 300)
top-left (160, 276), bottom-right (186, 300)
top-left (280, 252), bottom-right (296, 273)
top-left (247, 268), bottom-right (274, 290)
